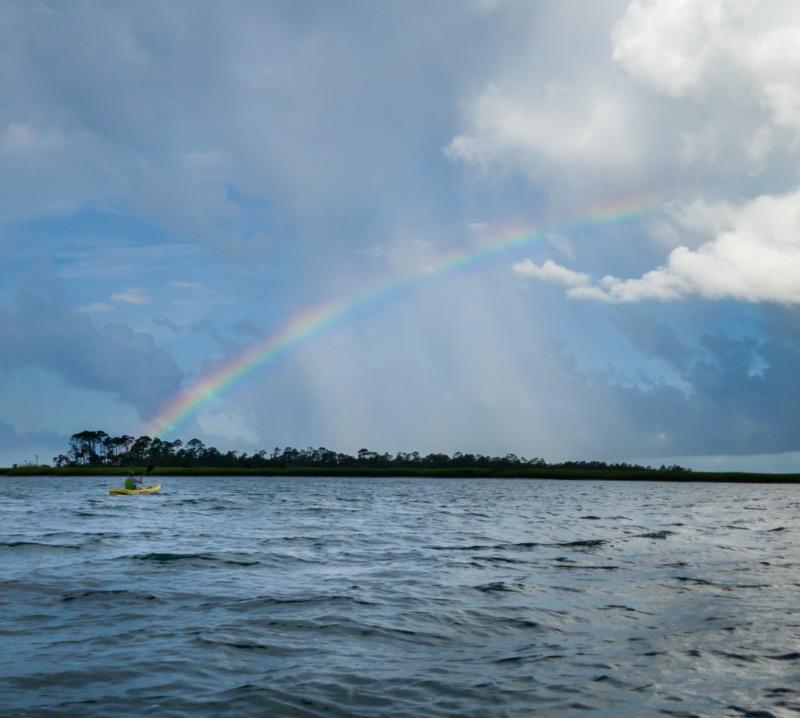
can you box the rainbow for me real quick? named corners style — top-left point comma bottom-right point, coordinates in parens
top-left (144, 195), bottom-right (664, 437)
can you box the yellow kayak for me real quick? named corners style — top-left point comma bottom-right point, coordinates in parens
top-left (109, 483), bottom-right (161, 496)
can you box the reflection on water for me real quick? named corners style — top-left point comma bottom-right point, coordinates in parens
top-left (1, 476), bottom-right (799, 716)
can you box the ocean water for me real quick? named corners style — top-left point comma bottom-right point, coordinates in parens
top-left (1, 476), bottom-right (799, 717)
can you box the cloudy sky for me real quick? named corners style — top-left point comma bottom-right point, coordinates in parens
top-left (3, 0), bottom-right (800, 470)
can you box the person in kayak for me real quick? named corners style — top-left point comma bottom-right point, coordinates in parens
top-left (124, 471), bottom-right (144, 490)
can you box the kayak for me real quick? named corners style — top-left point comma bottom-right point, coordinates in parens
top-left (109, 483), bottom-right (161, 496)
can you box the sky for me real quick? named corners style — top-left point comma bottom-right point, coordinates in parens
top-left (2, 0), bottom-right (800, 471)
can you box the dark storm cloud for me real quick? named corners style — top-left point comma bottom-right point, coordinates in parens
top-left (0, 0), bottom-right (496, 255)
top-left (611, 309), bottom-right (691, 370)
top-left (759, 305), bottom-right (800, 346)
top-left (0, 420), bottom-right (63, 454)
top-left (606, 310), bottom-right (800, 456)
top-left (0, 287), bottom-right (183, 415)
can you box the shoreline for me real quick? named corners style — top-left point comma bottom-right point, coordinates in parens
top-left (3, 466), bottom-right (800, 483)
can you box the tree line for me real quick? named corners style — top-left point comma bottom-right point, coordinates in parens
top-left (52, 430), bottom-right (690, 473)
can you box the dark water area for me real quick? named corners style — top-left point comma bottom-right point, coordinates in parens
top-left (2, 477), bottom-right (799, 717)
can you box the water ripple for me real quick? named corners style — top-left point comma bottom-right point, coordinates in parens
top-left (1, 475), bottom-right (799, 717)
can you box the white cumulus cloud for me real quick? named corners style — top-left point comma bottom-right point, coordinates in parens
top-left (513, 258), bottom-right (590, 287)
top-left (569, 190), bottom-right (800, 304)
top-left (613, 0), bottom-right (800, 137)
top-left (78, 302), bottom-right (113, 314)
top-left (445, 82), bottom-right (640, 176)
top-left (0, 123), bottom-right (64, 153)
top-left (111, 288), bottom-right (150, 305)
top-left (448, 0), bottom-right (800, 199)
top-left (612, 0), bottom-right (756, 99)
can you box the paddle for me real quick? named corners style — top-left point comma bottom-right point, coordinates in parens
top-left (138, 464), bottom-right (155, 487)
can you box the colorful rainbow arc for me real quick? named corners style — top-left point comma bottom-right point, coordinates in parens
top-left (143, 195), bottom-right (664, 437)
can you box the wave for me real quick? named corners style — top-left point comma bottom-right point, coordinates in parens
top-left (232, 615), bottom-right (450, 645)
top-left (555, 539), bottom-right (607, 548)
top-left (474, 581), bottom-right (526, 593)
top-left (673, 576), bottom-right (770, 589)
top-left (431, 538), bottom-right (607, 551)
top-left (601, 604), bottom-right (655, 615)
top-left (0, 541), bottom-right (82, 550)
top-left (636, 530), bottom-right (675, 539)
top-left (61, 589), bottom-right (159, 602)
top-left (672, 576), bottom-right (715, 585)
top-left (551, 564), bottom-right (619, 570)
top-left (227, 594), bottom-right (376, 609)
top-left (492, 616), bottom-right (564, 633)
top-left (195, 636), bottom-right (307, 655)
top-left (131, 552), bottom-right (260, 566)
top-left (470, 555), bottom-right (531, 565)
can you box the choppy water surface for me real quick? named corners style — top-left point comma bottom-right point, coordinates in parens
top-left (2, 477), bottom-right (799, 717)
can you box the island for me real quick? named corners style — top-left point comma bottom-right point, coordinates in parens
top-left (2, 430), bottom-right (800, 483)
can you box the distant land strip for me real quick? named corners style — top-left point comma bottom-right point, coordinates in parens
top-left (3, 465), bottom-right (800, 483)
top-left (5, 430), bottom-right (799, 482)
